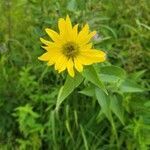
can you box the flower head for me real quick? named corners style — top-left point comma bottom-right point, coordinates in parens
top-left (38, 15), bottom-right (106, 77)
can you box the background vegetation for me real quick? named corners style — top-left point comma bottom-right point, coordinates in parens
top-left (0, 0), bottom-right (150, 149)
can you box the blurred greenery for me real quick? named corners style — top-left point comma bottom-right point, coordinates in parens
top-left (0, 0), bottom-right (150, 149)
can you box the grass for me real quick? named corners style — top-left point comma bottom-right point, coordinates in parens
top-left (0, 0), bottom-right (150, 149)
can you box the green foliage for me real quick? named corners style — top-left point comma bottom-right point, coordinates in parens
top-left (0, 0), bottom-right (149, 149)
top-left (56, 73), bottom-right (83, 109)
top-left (82, 65), bottom-right (108, 94)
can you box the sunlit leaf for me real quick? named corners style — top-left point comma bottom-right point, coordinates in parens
top-left (79, 86), bottom-right (95, 97)
top-left (82, 65), bottom-right (107, 94)
top-left (99, 65), bottom-right (126, 83)
top-left (56, 73), bottom-right (84, 109)
top-left (110, 95), bottom-right (124, 125)
top-left (95, 88), bottom-right (112, 122)
top-left (119, 80), bottom-right (144, 93)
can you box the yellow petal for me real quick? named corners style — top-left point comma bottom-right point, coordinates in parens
top-left (40, 38), bottom-right (61, 49)
top-left (40, 38), bottom-right (53, 45)
top-left (77, 24), bottom-right (89, 41)
top-left (76, 55), bottom-right (94, 65)
top-left (63, 15), bottom-right (74, 41)
top-left (58, 57), bottom-right (68, 73)
top-left (78, 31), bottom-right (96, 46)
top-left (66, 15), bottom-right (72, 31)
top-left (77, 23), bottom-right (96, 45)
top-left (80, 43), bottom-right (92, 50)
top-left (58, 15), bottom-right (76, 42)
top-left (79, 49), bottom-right (106, 65)
top-left (45, 28), bottom-right (61, 42)
top-left (47, 51), bottom-right (61, 66)
top-left (74, 57), bottom-right (83, 72)
top-left (41, 46), bottom-right (48, 51)
top-left (54, 55), bottom-right (67, 71)
top-left (87, 31), bottom-right (96, 41)
top-left (67, 59), bottom-right (75, 77)
top-left (79, 24), bottom-right (89, 36)
top-left (38, 52), bottom-right (51, 61)
top-left (72, 24), bottom-right (78, 41)
top-left (38, 50), bottom-right (62, 65)
top-left (58, 18), bottom-right (66, 35)
top-left (41, 46), bottom-right (60, 53)
top-left (47, 60), bottom-right (54, 66)
top-left (58, 18), bottom-right (68, 42)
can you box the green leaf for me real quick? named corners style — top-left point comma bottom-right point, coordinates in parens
top-left (95, 89), bottom-right (119, 140)
top-left (119, 79), bottom-right (144, 93)
top-left (95, 88), bottom-right (112, 122)
top-left (110, 95), bottom-right (124, 125)
top-left (79, 86), bottom-right (95, 97)
top-left (99, 65), bottom-right (126, 83)
top-left (56, 73), bottom-right (83, 109)
top-left (82, 65), bottom-right (107, 94)
top-left (128, 70), bottom-right (146, 80)
top-left (80, 125), bottom-right (89, 150)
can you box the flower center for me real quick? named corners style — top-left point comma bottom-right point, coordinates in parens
top-left (62, 42), bottom-right (79, 58)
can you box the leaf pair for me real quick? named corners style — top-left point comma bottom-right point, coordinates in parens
top-left (95, 88), bottom-right (124, 125)
top-left (56, 65), bottom-right (107, 109)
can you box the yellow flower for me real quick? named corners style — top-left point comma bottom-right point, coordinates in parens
top-left (38, 15), bottom-right (106, 77)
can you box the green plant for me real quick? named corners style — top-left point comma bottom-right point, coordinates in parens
top-left (0, 0), bottom-right (149, 149)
